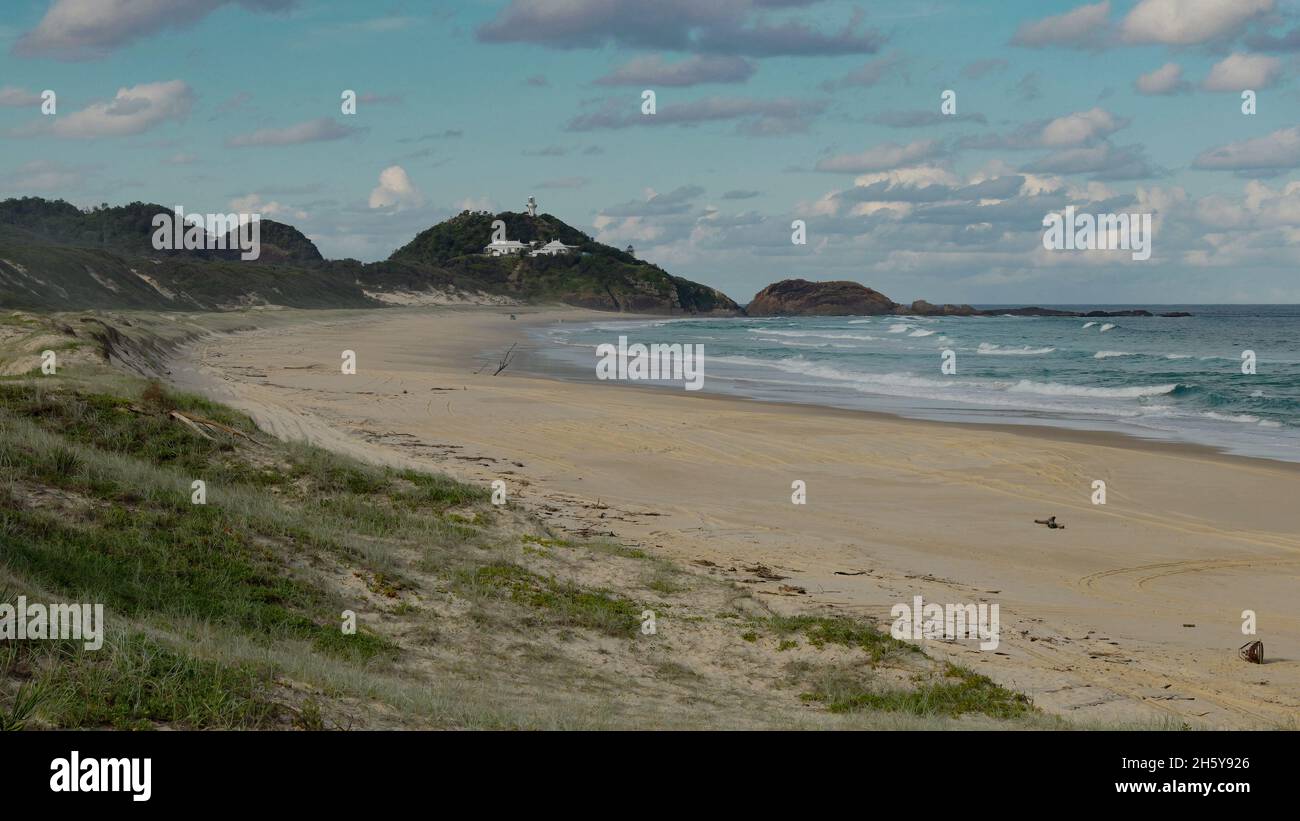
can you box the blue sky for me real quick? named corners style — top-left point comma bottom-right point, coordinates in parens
top-left (2, 0), bottom-right (1299, 304)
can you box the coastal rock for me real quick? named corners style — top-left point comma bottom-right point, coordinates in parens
top-left (746, 279), bottom-right (897, 316)
top-left (743, 279), bottom-right (1190, 319)
top-left (908, 299), bottom-right (978, 316)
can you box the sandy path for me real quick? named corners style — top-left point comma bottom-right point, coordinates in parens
top-left (169, 306), bottom-right (1300, 728)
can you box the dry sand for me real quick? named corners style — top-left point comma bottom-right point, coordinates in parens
top-left (169, 305), bottom-right (1300, 729)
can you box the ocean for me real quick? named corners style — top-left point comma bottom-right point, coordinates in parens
top-left (532, 305), bottom-right (1300, 464)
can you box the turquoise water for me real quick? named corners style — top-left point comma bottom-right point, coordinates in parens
top-left (533, 306), bottom-right (1300, 463)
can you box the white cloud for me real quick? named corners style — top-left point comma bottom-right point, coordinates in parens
top-left (1011, 1), bottom-right (1110, 48)
top-left (369, 166), bottom-right (424, 210)
top-left (1193, 126), bottom-right (1300, 171)
top-left (1121, 0), bottom-right (1273, 45)
top-left (1040, 108), bottom-right (1123, 147)
top-left (34, 80), bottom-right (193, 138)
top-left (1201, 53), bottom-right (1282, 91)
top-left (1134, 62), bottom-right (1188, 95)
top-left (15, 0), bottom-right (294, 61)
top-left (814, 140), bottom-right (943, 172)
top-left (229, 193), bottom-right (307, 221)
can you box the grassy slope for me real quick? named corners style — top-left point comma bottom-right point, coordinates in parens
top-left (0, 198), bottom-right (740, 314)
top-left (0, 311), bottom-right (1061, 730)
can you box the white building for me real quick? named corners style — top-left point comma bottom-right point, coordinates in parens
top-left (484, 239), bottom-right (528, 256)
top-left (530, 239), bottom-right (578, 257)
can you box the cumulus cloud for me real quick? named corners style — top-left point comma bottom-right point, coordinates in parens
top-left (1022, 143), bottom-right (1163, 180)
top-left (1193, 126), bottom-right (1300, 172)
top-left (368, 165), bottom-right (424, 210)
top-left (19, 80), bottom-right (194, 138)
top-left (14, 0), bottom-right (295, 61)
top-left (226, 117), bottom-right (362, 147)
top-left (963, 108), bottom-right (1127, 150)
top-left (229, 193), bottom-right (307, 221)
top-left (1201, 53), bottom-right (1282, 91)
top-left (836, 175), bottom-right (1025, 204)
top-left (1041, 108), bottom-right (1125, 146)
top-left (1011, 1), bottom-right (1111, 49)
top-left (1134, 62), bottom-right (1189, 95)
top-left (478, 0), bottom-right (884, 57)
top-left (815, 140), bottom-right (944, 173)
top-left (1120, 0), bottom-right (1273, 46)
top-left (596, 55), bottom-right (755, 86)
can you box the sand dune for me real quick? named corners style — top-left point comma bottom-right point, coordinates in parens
top-left (169, 306), bottom-right (1300, 729)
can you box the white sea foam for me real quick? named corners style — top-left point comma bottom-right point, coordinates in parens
top-left (977, 343), bottom-right (1055, 356)
top-left (1204, 411), bottom-right (1261, 424)
top-left (1099, 323), bottom-right (1116, 333)
top-left (1094, 351), bottom-right (1135, 359)
top-left (1007, 379), bottom-right (1177, 399)
top-left (1082, 321), bottom-right (1097, 329)
top-left (751, 329), bottom-right (879, 341)
top-left (908, 329), bottom-right (936, 337)
top-left (888, 324), bottom-right (909, 333)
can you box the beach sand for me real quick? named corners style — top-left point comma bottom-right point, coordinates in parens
top-left (170, 305), bottom-right (1300, 729)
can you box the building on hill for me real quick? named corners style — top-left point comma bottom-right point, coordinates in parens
top-left (484, 239), bottom-right (528, 256)
top-left (530, 239), bottom-right (578, 257)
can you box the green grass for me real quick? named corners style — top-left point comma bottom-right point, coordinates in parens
top-left (0, 375), bottom-right (494, 727)
top-left (804, 662), bottom-right (1034, 720)
top-left (461, 562), bottom-right (643, 638)
top-left (765, 614), bottom-right (919, 662)
top-left (37, 634), bottom-right (282, 730)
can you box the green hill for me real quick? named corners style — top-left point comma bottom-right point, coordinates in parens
top-left (390, 209), bottom-right (739, 313)
top-left (0, 198), bottom-right (741, 314)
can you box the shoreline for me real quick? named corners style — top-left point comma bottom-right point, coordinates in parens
top-left (166, 305), bottom-right (1300, 729)
top-left (509, 307), bottom-right (1300, 473)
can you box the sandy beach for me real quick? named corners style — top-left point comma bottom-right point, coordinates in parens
top-left (169, 305), bottom-right (1300, 729)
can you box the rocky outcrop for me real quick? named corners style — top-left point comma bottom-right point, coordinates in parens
top-left (900, 299), bottom-right (978, 317)
top-left (746, 278), bottom-right (1192, 318)
top-left (746, 279), bottom-right (897, 316)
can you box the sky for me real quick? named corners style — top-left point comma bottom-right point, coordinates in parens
top-left (1, 0), bottom-right (1300, 305)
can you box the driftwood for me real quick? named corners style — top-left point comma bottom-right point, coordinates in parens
top-left (1034, 515), bottom-right (1066, 530)
top-left (474, 343), bottom-right (517, 376)
top-left (1238, 640), bottom-right (1264, 664)
top-left (168, 410), bottom-right (260, 444)
top-left (492, 342), bottom-right (517, 375)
